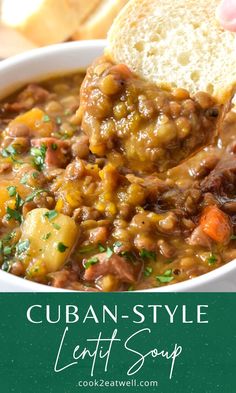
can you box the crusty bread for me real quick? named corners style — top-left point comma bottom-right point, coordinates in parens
top-left (1, 0), bottom-right (100, 46)
top-left (72, 0), bottom-right (128, 40)
top-left (0, 24), bottom-right (36, 58)
top-left (107, 0), bottom-right (236, 101)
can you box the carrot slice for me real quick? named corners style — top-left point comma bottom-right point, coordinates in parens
top-left (200, 205), bottom-right (231, 244)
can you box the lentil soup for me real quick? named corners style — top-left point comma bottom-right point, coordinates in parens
top-left (0, 57), bottom-right (235, 291)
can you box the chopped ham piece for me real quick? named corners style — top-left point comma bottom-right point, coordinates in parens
top-left (84, 252), bottom-right (135, 283)
top-left (31, 137), bottom-right (70, 168)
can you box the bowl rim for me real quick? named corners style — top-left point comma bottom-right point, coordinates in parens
top-left (0, 40), bottom-right (107, 69)
top-left (0, 40), bottom-right (235, 292)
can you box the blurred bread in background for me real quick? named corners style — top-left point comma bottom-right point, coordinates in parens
top-left (0, 24), bottom-right (36, 57)
top-left (72, 0), bottom-right (128, 40)
top-left (1, 0), bottom-right (128, 49)
top-left (1, 0), bottom-right (100, 45)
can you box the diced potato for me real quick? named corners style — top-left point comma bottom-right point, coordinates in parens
top-left (20, 208), bottom-right (79, 272)
top-left (8, 108), bottom-right (53, 136)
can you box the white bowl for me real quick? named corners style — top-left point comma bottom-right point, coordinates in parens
top-left (0, 40), bottom-right (236, 292)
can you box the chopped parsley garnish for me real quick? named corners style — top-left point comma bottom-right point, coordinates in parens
top-left (140, 249), bottom-right (156, 261)
top-left (1, 231), bottom-right (15, 242)
top-left (25, 189), bottom-right (47, 203)
top-left (42, 232), bottom-right (51, 240)
top-left (113, 241), bottom-right (123, 248)
top-left (31, 144), bottom-right (47, 171)
top-left (207, 254), bottom-right (217, 265)
top-left (20, 172), bottom-right (38, 185)
top-left (121, 250), bottom-right (136, 262)
top-left (3, 246), bottom-right (12, 256)
top-left (144, 266), bottom-right (153, 277)
top-left (1, 261), bottom-right (11, 272)
top-left (56, 116), bottom-right (62, 125)
top-left (106, 247), bottom-right (113, 258)
top-left (52, 223), bottom-right (61, 230)
top-left (16, 239), bottom-right (30, 255)
top-left (57, 242), bottom-right (68, 253)
top-left (7, 186), bottom-right (16, 197)
top-left (2, 145), bottom-right (23, 164)
top-left (156, 269), bottom-right (174, 283)
top-left (43, 114), bottom-right (51, 123)
top-left (60, 134), bottom-right (69, 140)
top-left (98, 243), bottom-right (106, 252)
top-left (32, 172), bottom-right (39, 179)
top-left (231, 235), bottom-right (236, 240)
top-left (44, 210), bottom-right (58, 221)
top-left (15, 193), bottom-right (24, 210)
top-left (20, 174), bottom-right (29, 185)
top-left (51, 143), bottom-right (58, 151)
top-left (64, 109), bottom-right (72, 116)
top-left (5, 207), bottom-right (22, 223)
top-left (78, 245), bottom-right (97, 254)
top-left (2, 145), bottom-right (17, 158)
top-left (128, 285), bottom-right (134, 291)
top-left (84, 257), bottom-right (99, 269)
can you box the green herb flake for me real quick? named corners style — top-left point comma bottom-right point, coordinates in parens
top-left (1, 261), bottom-right (11, 272)
top-left (2, 231), bottom-right (15, 242)
top-left (156, 269), bottom-right (174, 283)
top-left (3, 246), bottom-right (12, 256)
top-left (144, 266), bottom-right (153, 277)
top-left (25, 189), bottom-right (47, 203)
top-left (20, 174), bottom-right (29, 185)
top-left (57, 242), bottom-right (68, 253)
top-left (42, 232), bottom-right (51, 240)
top-left (16, 239), bottom-right (30, 255)
top-left (44, 210), bottom-right (58, 221)
top-left (31, 144), bottom-right (47, 171)
top-left (52, 223), bottom-right (61, 230)
top-left (5, 207), bottom-right (22, 223)
top-left (231, 235), bottom-right (236, 240)
top-left (15, 193), bottom-right (23, 210)
top-left (165, 258), bottom-right (174, 264)
top-left (98, 243), bottom-right (106, 252)
top-left (32, 172), bottom-right (39, 179)
top-left (51, 143), bottom-right (58, 151)
top-left (106, 247), bottom-right (113, 258)
top-left (56, 116), bottom-right (62, 125)
top-left (43, 114), bottom-right (51, 123)
top-left (7, 186), bottom-right (16, 197)
top-left (121, 250), bottom-right (136, 262)
top-left (140, 249), bottom-right (156, 260)
top-left (78, 245), bottom-right (97, 254)
top-left (207, 254), bottom-right (217, 265)
top-left (128, 285), bottom-right (134, 291)
top-left (84, 257), bottom-right (99, 269)
top-left (1, 145), bottom-right (17, 158)
top-left (113, 241), bottom-right (123, 248)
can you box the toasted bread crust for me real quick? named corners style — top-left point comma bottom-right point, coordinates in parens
top-left (72, 0), bottom-right (128, 40)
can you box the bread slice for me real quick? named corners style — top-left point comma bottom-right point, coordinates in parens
top-left (0, 25), bottom-right (36, 58)
top-left (1, 0), bottom-right (101, 46)
top-left (107, 0), bottom-right (236, 102)
top-left (72, 0), bottom-right (128, 40)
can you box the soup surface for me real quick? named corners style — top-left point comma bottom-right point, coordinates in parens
top-left (0, 57), bottom-right (235, 291)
